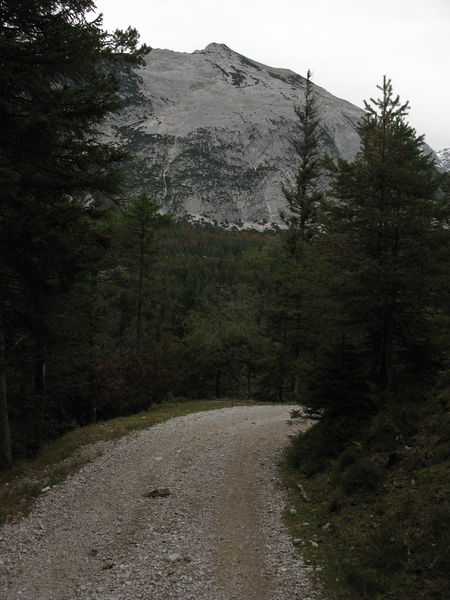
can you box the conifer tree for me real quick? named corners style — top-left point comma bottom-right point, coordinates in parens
top-left (278, 70), bottom-right (324, 400)
top-left (310, 77), bottom-right (449, 414)
top-left (120, 192), bottom-right (171, 349)
top-left (281, 69), bottom-right (324, 254)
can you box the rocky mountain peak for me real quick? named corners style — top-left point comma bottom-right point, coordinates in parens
top-left (109, 44), bottom-right (366, 228)
top-left (201, 42), bottom-right (234, 54)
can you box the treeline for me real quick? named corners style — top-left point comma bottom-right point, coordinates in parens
top-left (4, 204), bottom-right (307, 459)
top-left (4, 211), bottom-right (275, 458)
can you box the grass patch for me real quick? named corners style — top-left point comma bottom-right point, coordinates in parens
top-left (0, 398), bottom-right (257, 523)
top-left (281, 390), bottom-right (450, 599)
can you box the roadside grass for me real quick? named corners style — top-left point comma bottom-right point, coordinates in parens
top-left (281, 391), bottom-right (450, 600)
top-left (0, 398), bottom-right (257, 524)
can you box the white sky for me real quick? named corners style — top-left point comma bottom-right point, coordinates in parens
top-left (95, 0), bottom-right (450, 150)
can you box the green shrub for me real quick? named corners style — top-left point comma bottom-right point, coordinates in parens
top-left (343, 565), bottom-right (385, 598)
top-left (367, 412), bottom-right (401, 451)
top-left (338, 444), bottom-right (363, 471)
top-left (342, 456), bottom-right (383, 495)
top-left (368, 527), bottom-right (409, 574)
top-left (328, 493), bottom-right (343, 514)
top-left (286, 415), bottom-right (362, 477)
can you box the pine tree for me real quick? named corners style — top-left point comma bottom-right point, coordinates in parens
top-left (281, 69), bottom-right (324, 254)
top-left (311, 77), bottom-right (450, 413)
top-left (277, 70), bottom-right (324, 400)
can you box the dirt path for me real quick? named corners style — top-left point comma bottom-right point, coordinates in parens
top-left (0, 405), bottom-right (319, 599)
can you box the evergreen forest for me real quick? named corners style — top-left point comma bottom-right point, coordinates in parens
top-left (1, 2), bottom-right (449, 598)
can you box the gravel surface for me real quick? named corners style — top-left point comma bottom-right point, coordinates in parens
top-left (0, 405), bottom-right (321, 599)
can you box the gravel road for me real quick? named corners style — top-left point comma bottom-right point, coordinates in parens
top-left (0, 405), bottom-right (320, 599)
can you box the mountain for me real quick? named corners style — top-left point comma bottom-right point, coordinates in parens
top-left (106, 44), bottom-right (365, 227)
top-left (435, 148), bottom-right (450, 172)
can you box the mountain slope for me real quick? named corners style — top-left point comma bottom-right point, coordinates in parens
top-left (108, 43), bottom-right (364, 227)
top-left (436, 147), bottom-right (450, 172)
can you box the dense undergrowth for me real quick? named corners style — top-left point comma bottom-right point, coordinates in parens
top-left (283, 381), bottom-right (450, 599)
top-left (0, 398), bottom-right (255, 524)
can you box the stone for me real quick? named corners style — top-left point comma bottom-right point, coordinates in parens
top-left (167, 553), bottom-right (183, 563)
top-left (143, 487), bottom-right (171, 498)
top-left (296, 482), bottom-right (311, 502)
top-left (289, 508), bottom-right (298, 516)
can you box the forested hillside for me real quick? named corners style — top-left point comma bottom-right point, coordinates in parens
top-left (4, 198), bottom-right (324, 459)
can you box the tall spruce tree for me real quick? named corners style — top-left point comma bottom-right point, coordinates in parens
top-left (281, 69), bottom-right (324, 254)
top-left (121, 192), bottom-right (171, 349)
top-left (0, 0), bottom-right (149, 467)
top-left (309, 77), bottom-right (449, 415)
top-left (278, 69), bottom-right (324, 400)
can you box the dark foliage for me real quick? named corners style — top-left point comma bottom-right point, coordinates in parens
top-left (0, 0), bottom-right (149, 465)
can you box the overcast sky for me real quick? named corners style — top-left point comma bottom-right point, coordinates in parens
top-left (95, 0), bottom-right (450, 150)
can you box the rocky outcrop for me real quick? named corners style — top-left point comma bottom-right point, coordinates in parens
top-left (108, 43), bottom-right (365, 227)
top-left (435, 148), bottom-right (450, 172)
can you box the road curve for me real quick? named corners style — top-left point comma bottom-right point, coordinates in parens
top-left (0, 405), bottom-right (319, 599)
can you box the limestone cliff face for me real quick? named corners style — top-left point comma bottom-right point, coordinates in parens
top-left (110, 43), bottom-right (365, 227)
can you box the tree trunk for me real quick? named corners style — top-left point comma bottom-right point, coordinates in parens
top-left (119, 291), bottom-right (127, 339)
top-left (33, 336), bottom-right (46, 396)
top-left (247, 366), bottom-right (251, 400)
top-left (278, 319), bottom-right (287, 402)
top-left (215, 369), bottom-right (221, 399)
top-left (32, 335), bottom-right (46, 446)
top-left (372, 318), bottom-right (394, 390)
top-left (278, 379), bottom-right (284, 403)
top-left (136, 223), bottom-right (145, 350)
top-left (0, 301), bottom-right (11, 468)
